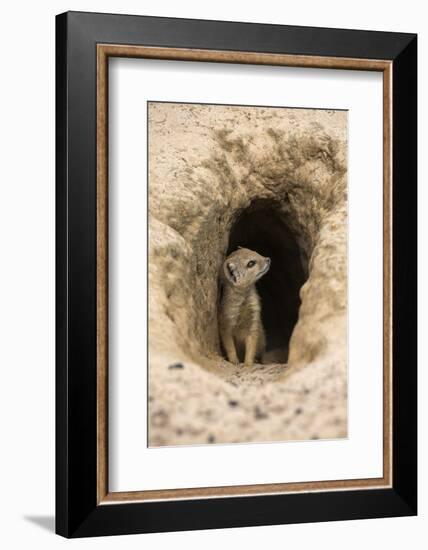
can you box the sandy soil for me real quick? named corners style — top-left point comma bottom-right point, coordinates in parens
top-left (148, 102), bottom-right (348, 446)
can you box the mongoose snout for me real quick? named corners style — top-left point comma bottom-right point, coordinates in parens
top-left (219, 247), bottom-right (270, 367)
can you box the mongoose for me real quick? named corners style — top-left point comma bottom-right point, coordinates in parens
top-left (219, 247), bottom-right (271, 366)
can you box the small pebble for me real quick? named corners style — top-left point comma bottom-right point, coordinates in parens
top-left (152, 410), bottom-right (168, 428)
top-left (254, 406), bottom-right (268, 420)
top-left (228, 400), bottom-right (239, 407)
top-left (168, 362), bottom-right (184, 370)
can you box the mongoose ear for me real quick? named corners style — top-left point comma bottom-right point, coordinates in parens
top-left (225, 261), bottom-right (237, 283)
top-left (237, 246), bottom-right (243, 250)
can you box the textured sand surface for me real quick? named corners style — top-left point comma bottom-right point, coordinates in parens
top-left (148, 102), bottom-right (347, 446)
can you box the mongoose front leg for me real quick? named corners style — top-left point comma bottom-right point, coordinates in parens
top-left (244, 331), bottom-right (258, 367)
top-left (221, 328), bottom-right (239, 364)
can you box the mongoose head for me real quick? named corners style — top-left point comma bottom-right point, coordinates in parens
top-left (223, 247), bottom-right (271, 289)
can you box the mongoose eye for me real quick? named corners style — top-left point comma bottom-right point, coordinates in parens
top-left (247, 260), bottom-right (256, 268)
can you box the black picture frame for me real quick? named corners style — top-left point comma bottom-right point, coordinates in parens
top-left (56, 11), bottom-right (417, 538)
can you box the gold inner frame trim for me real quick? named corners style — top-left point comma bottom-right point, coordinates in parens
top-left (96, 43), bottom-right (393, 505)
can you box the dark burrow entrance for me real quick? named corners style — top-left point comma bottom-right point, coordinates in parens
top-left (226, 200), bottom-right (308, 362)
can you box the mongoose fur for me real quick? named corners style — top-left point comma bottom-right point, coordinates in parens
top-left (219, 247), bottom-right (271, 366)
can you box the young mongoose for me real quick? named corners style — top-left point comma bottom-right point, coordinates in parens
top-left (219, 247), bottom-right (271, 367)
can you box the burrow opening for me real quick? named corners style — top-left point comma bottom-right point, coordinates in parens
top-left (226, 200), bottom-right (309, 362)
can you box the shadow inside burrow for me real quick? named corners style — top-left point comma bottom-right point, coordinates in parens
top-left (225, 199), bottom-right (308, 362)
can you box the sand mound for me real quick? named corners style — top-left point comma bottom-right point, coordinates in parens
top-left (148, 102), bottom-right (347, 446)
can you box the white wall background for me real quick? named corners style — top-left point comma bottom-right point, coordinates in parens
top-left (0, 1), bottom-right (424, 548)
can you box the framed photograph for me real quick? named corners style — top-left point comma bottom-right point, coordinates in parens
top-left (56, 11), bottom-right (417, 537)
